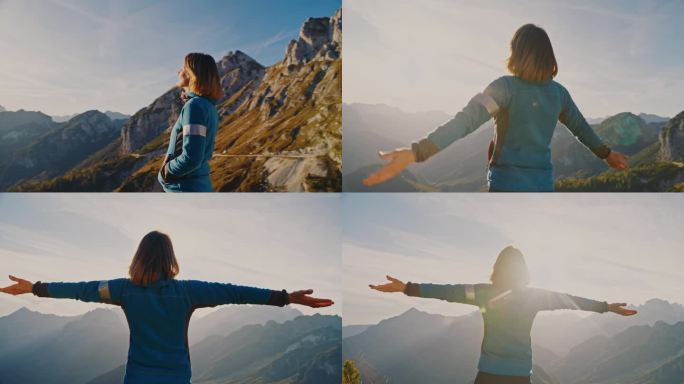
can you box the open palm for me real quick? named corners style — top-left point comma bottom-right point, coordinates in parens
top-left (608, 302), bottom-right (637, 316)
top-left (369, 275), bottom-right (406, 293)
top-left (288, 289), bottom-right (334, 308)
top-left (363, 149), bottom-right (415, 186)
top-left (0, 275), bottom-right (33, 296)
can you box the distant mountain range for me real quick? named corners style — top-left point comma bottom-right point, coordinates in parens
top-left (3, 9), bottom-right (341, 192)
top-left (342, 102), bottom-right (682, 192)
top-left (0, 306), bottom-right (340, 384)
top-left (51, 111), bottom-right (131, 123)
top-left (343, 299), bottom-right (684, 384)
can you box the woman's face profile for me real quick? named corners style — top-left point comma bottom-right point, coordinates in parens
top-left (177, 66), bottom-right (190, 89)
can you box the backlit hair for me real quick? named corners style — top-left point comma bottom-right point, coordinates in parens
top-left (490, 246), bottom-right (530, 289)
top-left (129, 231), bottom-right (179, 286)
top-left (507, 24), bottom-right (558, 83)
top-left (183, 53), bottom-right (224, 100)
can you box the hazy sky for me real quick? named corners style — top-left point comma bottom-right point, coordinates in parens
top-left (0, 194), bottom-right (341, 318)
top-left (344, 0), bottom-right (684, 118)
top-left (0, 0), bottom-right (340, 116)
top-left (343, 194), bottom-right (684, 325)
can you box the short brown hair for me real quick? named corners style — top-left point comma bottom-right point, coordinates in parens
top-left (184, 53), bottom-right (224, 100)
top-left (507, 24), bottom-right (558, 83)
top-left (490, 246), bottom-right (530, 289)
top-left (129, 231), bottom-right (179, 286)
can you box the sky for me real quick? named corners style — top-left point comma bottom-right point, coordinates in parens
top-left (0, 0), bottom-right (340, 116)
top-left (343, 193), bottom-right (684, 325)
top-left (0, 194), bottom-right (341, 318)
top-left (344, 0), bottom-right (684, 118)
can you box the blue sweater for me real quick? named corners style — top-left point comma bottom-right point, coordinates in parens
top-left (411, 76), bottom-right (611, 192)
top-left (404, 283), bottom-right (608, 377)
top-left (158, 92), bottom-right (219, 192)
top-left (33, 279), bottom-right (288, 384)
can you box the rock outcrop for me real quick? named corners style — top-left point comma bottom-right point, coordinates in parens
top-left (284, 10), bottom-right (341, 66)
top-left (659, 111), bottom-right (684, 160)
top-left (120, 50), bottom-right (265, 153)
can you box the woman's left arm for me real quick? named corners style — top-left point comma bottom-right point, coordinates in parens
top-left (0, 275), bottom-right (125, 305)
top-left (164, 101), bottom-right (209, 178)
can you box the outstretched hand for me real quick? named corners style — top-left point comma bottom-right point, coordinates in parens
top-left (362, 148), bottom-right (415, 186)
top-left (606, 151), bottom-right (629, 171)
top-left (369, 275), bottom-right (406, 293)
top-left (288, 290), bottom-right (334, 308)
top-left (0, 275), bottom-right (33, 296)
top-left (608, 302), bottom-right (637, 316)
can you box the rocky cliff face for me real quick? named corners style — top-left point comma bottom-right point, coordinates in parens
top-left (659, 111), bottom-right (684, 160)
top-left (284, 10), bottom-right (341, 66)
top-left (208, 9), bottom-right (342, 191)
top-left (120, 50), bottom-right (265, 153)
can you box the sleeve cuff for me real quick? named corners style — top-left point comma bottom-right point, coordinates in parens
top-left (266, 289), bottom-right (289, 307)
top-left (411, 138), bottom-right (440, 163)
top-left (592, 145), bottom-right (611, 160)
top-left (404, 282), bottom-right (421, 297)
top-left (32, 282), bottom-right (50, 297)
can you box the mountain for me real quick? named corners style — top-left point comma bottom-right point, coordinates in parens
top-left (52, 111), bottom-right (130, 123)
top-left (342, 103), bottom-right (491, 192)
top-left (191, 314), bottom-right (341, 384)
top-left (0, 105), bottom-right (5, 112)
top-left (552, 321), bottom-right (684, 384)
top-left (533, 298), bottom-right (684, 357)
top-left (343, 308), bottom-right (556, 384)
top-left (17, 9), bottom-right (342, 192)
top-left (1, 110), bottom-right (122, 189)
top-left (189, 305), bottom-right (302, 343)
top-left (344, 300), bottom-right (684, 384)
top-left (0, 307), bottom-right (339, 384)
top-left (0, 109), bottom-right (56, 165)
top-left (0, 308), bottom-right (129, 384)
top-left (557, 111), bottom-right (684, 191)
top-left (342, 324), bottom-right (371, 339)
top-left (638, 113), bottom-right (670, 124)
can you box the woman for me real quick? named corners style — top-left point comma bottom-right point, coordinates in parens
top-left (369, 246), bottom-right (637, 384)
top-left (158, 53), bottom-right (222, 192)
top-left (0, 231), bottom-right (333, 384)
top-left (363, 24), bottom-right (629, 192)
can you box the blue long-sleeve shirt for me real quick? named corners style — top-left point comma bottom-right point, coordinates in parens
top-left (33, 279), bottom-right (288, 384)
top-left (158, 92), bottom-right (219, 192)
top-left (404, 282), bottom-right (608, 377)
top-left (411, 76), bottom-right (611, 192)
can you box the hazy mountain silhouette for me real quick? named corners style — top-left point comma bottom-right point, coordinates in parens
top-left (0, 306), bottom-right (339, 384)
top-left (344, 300), bottom-right (684, 384)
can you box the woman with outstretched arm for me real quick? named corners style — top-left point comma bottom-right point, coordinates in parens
top-left (363, 24), bottom-right (629, 192)
top-left (0, 231), bottom-right (334, 384)
top-left (369, 246), bottom-right (636, 384)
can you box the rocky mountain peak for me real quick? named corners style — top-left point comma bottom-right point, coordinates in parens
top-left (0, 105), bottom-right (6, 112)
top-left (284, 9), bottom-right (341, 66)
top-left (216, 50), bottom-right (264, 75)
top-left (659, 111), bottom-right (684, 161)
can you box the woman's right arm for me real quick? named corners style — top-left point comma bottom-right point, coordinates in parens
top-left (0, 275), bottom-right (125, 305)
top-left (363, 78), bottom-right (510, 186)
top-left (559, 86), bottom-right (629, 170)
top-left (531, 288), bottom-right (636, 316)
top-left (369, 275), bottom-right (481, 306)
